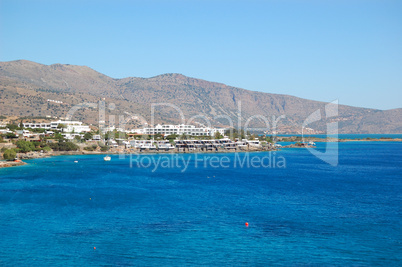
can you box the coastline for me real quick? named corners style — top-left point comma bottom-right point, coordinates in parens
top-left (2, 138), bottom-right (401, 169)
top-left (0, 161), bottom-right (27, 168)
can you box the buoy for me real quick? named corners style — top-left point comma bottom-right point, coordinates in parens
top-left (245, 222), bottom-right (249, 227)
top-left (94, 247), bottom-right (96, 250)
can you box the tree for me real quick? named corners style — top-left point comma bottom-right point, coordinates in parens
top-left (154, 133), bottom-right (163, 140)
top-left (115, 131), bottom-right (126, 140)
top-left (42, 146), bottom-right (51, 152)
top-left (83, 132), bottom-right (93, 140)
top-left (6, 124), bottom-right (19, 131)
top-left (3, 149), bottom-right (16, 161)
top-left (84, 144), bottom-right (97, 151)
top-left (54, 132), bottom-right (65, 141)
top-left (57, 124), bottom-right (67, 132)
top-left (224, 128), bottom-right (246, 140)
top-left (49, 141), bottom-right (79, 151)
top-left (214, 132), bottom-right (223, 139)
top-left (5, 133), bottom-right (17, 139)
top-left (166, 134), bottom-right (178, 141)
top-left (30, 128), bottom-right (45, 133)
top-left (265, 135), bottom-right (273, 143)
top-left (16, 140), bottom-right (35, 153)
top-left (100, 145), bottom-right (109, 152)
top-left (180, 133), bottom-right (187, 140)
top-left (135, 134), bottom-right (149, 140)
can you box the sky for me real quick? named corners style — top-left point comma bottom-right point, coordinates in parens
top-left (0, 0), bottom-right (401, 110)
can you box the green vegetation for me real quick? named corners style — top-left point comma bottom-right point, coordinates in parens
top-left (154, 133), bottom-right (163, 140)
top-left (57, 124), bottom-right (67, 131)
top-left (42, 146), bottom-right (51, 152)
top-left (6, 124), bottom-right (20, 131)
top-left (84, 144), bottom-right (98, 151)
top-left (100, 145), bottom-right (109, 152)
top-left (16, 140), bottom-right (35, 153)
top-left (3, 149), bottom-right (17, 161)
top-left (214, 132), bottom-right (223, 139)
top-left (224, 128), bottom-right (249, 140)
top-left (115, 131), bottom-right (127, 140)
top-left (18, 116), bottom-right (51, 120)
top-left (48, 141), bottom-right (79, 151)
top-left (166, 134), bottom-right (178, 143)
top-left (83, 132), bottom-right (93, 140)
top-left (5, 133), bottom-right (17, 139)
top-left (133, 134), bottom-right (150, 140)
top-left (54, 132), bottom-right (65, 141)
top-left (179, 133), bottom-right (188, 140)
top-left (262, 135), bottom-right (274, 143)
top-left (14, 140), bottom-right (55, 153)
top-left (74, 135), bottom-right (83, 142)
top-left (26, 128), bottom-right (46, 133)
top-left (105, 130), bottom-right (127, 140)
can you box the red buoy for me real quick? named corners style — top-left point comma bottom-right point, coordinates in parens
top-left (245, 222), bottom-right (249, 227)
top-left (94, 247), bottom-right (96, 250)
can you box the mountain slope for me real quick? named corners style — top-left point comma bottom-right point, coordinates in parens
top-left (0, 60), bottom-right (401, 133)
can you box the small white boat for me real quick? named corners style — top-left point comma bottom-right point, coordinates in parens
top-left (74, 160), bottom-right (78, 163)
top-left (104, 156), bottom-right (111, 161)
top-left (308, 141), bottom-right (316, 146)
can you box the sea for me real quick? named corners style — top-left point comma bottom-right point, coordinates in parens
top-left (276, 134), bottom-right (402, 139)
top-left (0, 141), bottom-right (401, 266)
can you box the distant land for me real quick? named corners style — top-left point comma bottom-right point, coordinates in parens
top-left (0, 60), bottom-right (401, 134)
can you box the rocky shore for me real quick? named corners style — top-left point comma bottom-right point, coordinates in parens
top-left (0, 160), bottom-right (27, 168)
top-left (14, 145), bottom-right (277, 160)
top-left (2, 138), bottom-right (401, 168)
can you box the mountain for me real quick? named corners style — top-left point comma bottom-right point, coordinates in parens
top-left (0, 60), bottom-right (401, 134)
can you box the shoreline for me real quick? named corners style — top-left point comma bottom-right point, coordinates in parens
top-left (0, 161), bottom-right (27, 168)
top-left (279, 137), bottom-right (402, 142)
top-left (1, 138), bottom-right (401, 169)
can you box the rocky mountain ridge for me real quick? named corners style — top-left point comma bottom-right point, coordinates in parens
top-left (0, 60), bottom-right (401, 134)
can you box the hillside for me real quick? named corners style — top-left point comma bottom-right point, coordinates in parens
top-left (0, 60), bottom-right (401, 133)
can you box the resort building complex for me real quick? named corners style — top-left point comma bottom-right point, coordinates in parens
top-left (140, 124), bottom-right (226, 137)
top-left (22, 120), bottom-right (91, 133)
top-left (20, 121), bottom-right (225, 137)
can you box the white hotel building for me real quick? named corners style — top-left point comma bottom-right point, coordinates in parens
top-left (22, 120), bottom-right (91, 133)
top-left (141, 124), bottom-right (226, 137)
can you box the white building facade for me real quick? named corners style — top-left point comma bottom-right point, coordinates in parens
top-left (23, 120), bottom-right (91, 133)
top-left (142, 124), bottom-right (226, 137)
top-left (22, 122), bottom-right (51, 129)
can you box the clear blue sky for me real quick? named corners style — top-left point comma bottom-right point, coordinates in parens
top-left (1, 0), bottom-right (401, 110)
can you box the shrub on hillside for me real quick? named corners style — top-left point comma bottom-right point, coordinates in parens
top-left (42, 146), bottom-right (51, 152)
top-left (48, 141), bottom-right (79, 151)
top-left (3, 149), bottom-right (17, 161)
top-left (16, 140), bottom-right (35, 153)
top-left (100, 145), bottom-right (109, 152)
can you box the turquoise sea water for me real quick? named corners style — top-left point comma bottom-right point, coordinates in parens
top-left (0, 142), bottom-right (401, 265)
top-left (276, 134), bottom-right (402, 139)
